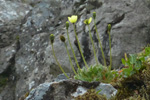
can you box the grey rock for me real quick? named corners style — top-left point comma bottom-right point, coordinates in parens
top-left (25, 79), bottom-right (100, 100)
top-left (0, 0), bottom-right (31, 25)
top-left (0, 42), bottom-right (17, 74)
top-left (21, 0), bottom-right (74, 33)
top-left (53, 73), bottom-right (71, 82)
top-left (95, 83), bottom-right (117, 99)
top-left (0, 42), bottom-right (19, 100)
top-left (25, 82), bottom-right (51, 100)
top-left (0, 0), bottom-right (31, 48)
top-left (72, 82), bottom-right (117, 99)
top-left (72, 86), bottom-right (88, 98)
top-left (100, 0), bottom-right (150, 68)
top-left (25, 79), bottom-right (116, 100)
top-left (15, 33), bottom-right (53, 100)
top-left (143, 0), bottom-right (150, 9)
top-left (82, 0), bottom-right (150, 68)
top-left (19, 0), bottom-right (74, 47)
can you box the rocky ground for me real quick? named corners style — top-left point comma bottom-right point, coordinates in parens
top-left (0, 0), bottom-right (150, 100)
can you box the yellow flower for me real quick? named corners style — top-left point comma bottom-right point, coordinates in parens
top-left (68, 15), bottom-right (78, 23)
top-left (84, 17), bottom-right (92, 25)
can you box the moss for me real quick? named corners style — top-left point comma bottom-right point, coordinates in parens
top-left (0, 75), bottom-right (8, 93)
top-left (111, 64), bottom-right (150, 100)
top-left (0, 76), bottom-right (8, 87)
top-left (73, 89), bottom-right (107, 100)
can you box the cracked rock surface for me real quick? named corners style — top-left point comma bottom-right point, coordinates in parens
top-left (0, 0), bottom-right (150, 100)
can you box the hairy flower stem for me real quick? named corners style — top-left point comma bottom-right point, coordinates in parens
top-left (66, 28), bottom-right (81, 71)
top-left (64, 43), bottom-right (77, 75)
top-left (108, 31), bottom-right (112, 70)
top-left (73, 24), bottom-right (89, 69)
top-left (94, 19), bottom-right (106, 67)
top-left (51, 43), bottom-right (69, 79)
top-left (88, 25), bottom-right (99, 65)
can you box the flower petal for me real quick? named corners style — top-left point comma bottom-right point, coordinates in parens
top-left (68, 15), bottom-right (78, 23)
top-left (84, 20), bottom-right (87, 24)
top-left (88, 17), bottom-right (92, 24)
top-left (68, 17), bottom-right (72, 23)
top-left (72, 15), bottom-right (77, 23)
top-left (84, 19), bottom-right (88, 25)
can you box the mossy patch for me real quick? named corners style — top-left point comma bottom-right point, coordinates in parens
top-left (111, 64), bottom-right (150, 100)
top-left (73, 89), bottom-right (107, 100)
top-left (0, 75), bottom-right (8, 93)
top-left (0, 76), bottom-right (8, 87)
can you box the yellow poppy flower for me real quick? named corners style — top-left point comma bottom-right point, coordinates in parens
top-left (84, 17), bottom-right (92, 25)
top-left (68, 15), bottom-right (78, 23)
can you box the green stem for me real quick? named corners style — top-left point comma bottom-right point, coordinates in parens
top-left (51, 43), bottom-right (69, 79)
top-left (108, 31), bottom-right (112, 70)
top-left (88, 25), bottom-right (99, 65)
top-left (94, 19), bottom-right (106, 67)
top-left (73, 24), bottom-right (89, 69)
top-left (66, 28), bottom-right (81, 71)
top-left (64, 43), bottom-right (77, 75)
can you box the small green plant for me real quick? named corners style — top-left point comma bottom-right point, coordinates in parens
top-left (74, 64), bottom-right (120, 83)
top-left (50, 12), bottom-right (114, 83)
top-left (121, 46), bottom-right (150, 78)
top-left (111, 54), bottom-right (150, 100)
top-left (73, 12), bottom-right (114, 83)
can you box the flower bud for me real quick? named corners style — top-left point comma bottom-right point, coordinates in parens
top-left (108, 24), bottom-right (111, 32)
top-left (50, 34), bottom-right (55, 43)
top-left (66, 21), bottom-right (69, 29)
top-left (93, 12), bottom-right (96, 19)
top-left (60, 35), bottom-right (66, 42)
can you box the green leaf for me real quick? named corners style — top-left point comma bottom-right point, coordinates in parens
top-left (96, 89), bottom-right (102, 94)
top-left (145, 47), bottom-right (150, 56)
top-left (138, 56), bottom-right (145, 62)
top-left (121, 58), bottom-right (126, 65)
top-left (129, 54), bottom-right (137, 64)
top-left (122, 67), bottom-right (133, 77)
top-left (134, 60), bottom-right (142, 71)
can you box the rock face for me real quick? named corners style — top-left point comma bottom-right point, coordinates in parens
top-left (25, 78), bottom-right (117, 100)
top-left (0, 0), bottom-right (150, 100)
top-left (0, 0), bottom-right (31, 48)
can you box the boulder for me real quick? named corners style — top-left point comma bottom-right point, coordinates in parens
top-left (0, 0), bottom-right (31, 99)
top-left (24, 77), bottom-right (117, 100)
